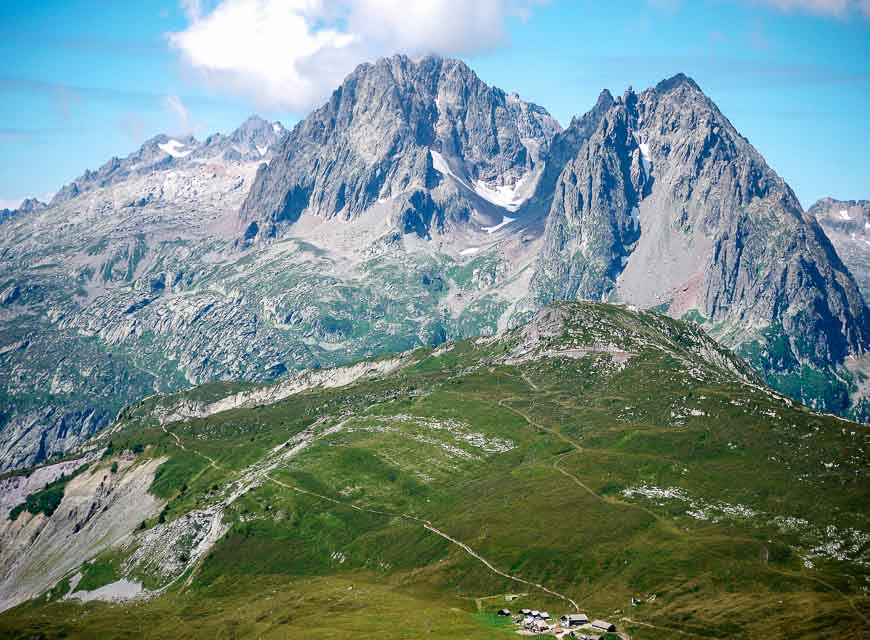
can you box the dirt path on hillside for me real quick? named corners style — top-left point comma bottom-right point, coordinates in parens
top-left (160, 416), bottom-right (581, 612)
top-left (161, 424), bottom-right (185, 450)
top-left (265, 473), bottom-right (580, 611)
top-left (492, 374), bottom-right (870, 631)
top-left (487, 391), bottom-right (692, 532)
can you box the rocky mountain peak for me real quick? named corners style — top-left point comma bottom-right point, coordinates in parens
top-left (16, 198), bottom-right (47, 214)
top-left (534, 73), bottom-right (869, 377)
top-left (47, 116), bottom-right (287, 207)
top-left (239, 54), bottom-right (561, 240)
top-left (50, 133), bottom-right (200, 205)
top-left (199, 115), bottom-right (284, 162)
top-left (654, 72), bottom-right (702, 95)
top-left (591, 89), bottom-right (615, 114)
top-left (229, 115), bottom-right (282, 145)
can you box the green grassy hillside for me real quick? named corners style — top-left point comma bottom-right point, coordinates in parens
top-left (1, 302), bottom-right (868, 639)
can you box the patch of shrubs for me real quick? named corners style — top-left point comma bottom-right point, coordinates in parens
top-left (8, 465), bottom-right (90, 521)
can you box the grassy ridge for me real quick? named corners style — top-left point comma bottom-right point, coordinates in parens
top-left (1, 303), bottom-right (868, 638)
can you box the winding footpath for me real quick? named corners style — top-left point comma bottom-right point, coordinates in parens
top-left (160, 417), bottom-right (581, 612)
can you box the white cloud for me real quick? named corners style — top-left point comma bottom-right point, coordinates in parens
top-left (652, 0), bottom-right (870, 16)
top-left (163, 94), bottom-right (192, 133)
top-left (753, 0), bottom-right (847, 13)
top-left (167, 0), bottom-right (547, 112)
top-left (747, 0), bottom-right (869, 15)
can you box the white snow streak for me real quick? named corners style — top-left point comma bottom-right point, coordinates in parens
top-left (158, 139), bottom-right (193, 158)
top-left (430, 149), bottom-right (529, 212)
top-left (481, 215), bottom-right (515, 234)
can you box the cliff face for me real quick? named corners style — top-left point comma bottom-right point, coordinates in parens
top-left (808, 198), bottom-right (870, 300)
top-left (239, 54), bottom-right (560, 239)
top-left (533, 75), bottom-right (869, 374)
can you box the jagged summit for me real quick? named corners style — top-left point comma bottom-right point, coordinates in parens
top-left (654, 72), bottom-right (703, 94)
top-left (533, 67), bottom-right (868, 385)
top-left (239, 53), bottom-right (561, 239)
top-left (0, 197), bottom-right (46, 224)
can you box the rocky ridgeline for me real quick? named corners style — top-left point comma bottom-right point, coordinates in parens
top-left (0, 198), bottom-right (47, 225)
top-left (1, 55), bottom-right (868, 472)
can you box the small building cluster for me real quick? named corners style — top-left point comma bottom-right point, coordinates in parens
top-left (517, 609), bottom-right (553, 632)
top-left (498, 606), bottom-right (617, 638)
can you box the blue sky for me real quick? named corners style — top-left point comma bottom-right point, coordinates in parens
top-left (1, 0), bottom-right (868, 209)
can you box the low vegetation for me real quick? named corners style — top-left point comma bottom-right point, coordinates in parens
top-left (8, 464), bottom-right (89, 521)
top-left (1, 302), bottom-right (868, 639)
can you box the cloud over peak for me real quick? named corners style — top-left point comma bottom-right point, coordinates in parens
top-left (168, 0), bottom-right (547, 112)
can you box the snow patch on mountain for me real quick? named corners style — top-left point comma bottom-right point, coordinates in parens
top-left (473, 180), bottom-right (527, 211)
top-left (158, 140), bottom-right (193, 159)
top-left (430, 149), bottom-right (473, 193)
top-left (481, 216), bottom-right (515, 234)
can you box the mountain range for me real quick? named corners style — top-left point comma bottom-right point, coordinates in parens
top-left (1, 54), bottom-right (868, 474)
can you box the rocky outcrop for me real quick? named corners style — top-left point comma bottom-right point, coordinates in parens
top-left (809, 198), bottom-right (870, 299)
top-left (522, 89), bottom-right (615, 219)
top-left (239, 54), bottom-right (560, 239)
top-left (198, 115), bottom-right (285, 163)
top-left (140, 355), bottom-right (409, 427)
top-left (532, 90), bottom-right (645, 301)
top-left (0, 456), bottom-right (93, 519)
top-left (0, 198), bottom-right (46, 224)
top-left (0, 455), bottom-right (165, 612)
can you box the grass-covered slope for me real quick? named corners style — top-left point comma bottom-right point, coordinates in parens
top-left (1, 302), bottom-right (867, 639)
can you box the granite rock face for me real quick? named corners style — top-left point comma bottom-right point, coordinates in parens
top-left (239, 55), bottom-right (560, 239)
top-left (808, 198), bottom-right (870, 300)
top-left (0, 198), bottom-right (46, 225)
top-left (533, 75), bottom-right (869, 384)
